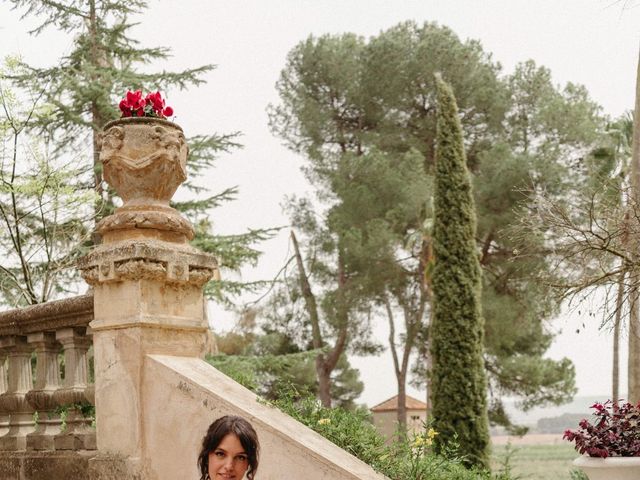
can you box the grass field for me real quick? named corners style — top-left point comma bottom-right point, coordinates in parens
top-left (491, 443), bottom-right (580, 479)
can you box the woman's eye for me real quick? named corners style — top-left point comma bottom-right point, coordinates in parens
top-left (236, 455), bottom-right (248, 462)
top-left (214, 451), bottom-right (225, 458)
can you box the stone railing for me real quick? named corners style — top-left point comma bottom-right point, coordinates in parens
top-left (0, 294), bottom-right (96, 452)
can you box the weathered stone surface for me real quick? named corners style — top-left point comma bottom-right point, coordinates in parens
top-left (52, 328), bottom-right (96, 451)
top-left (77, 240), bottom-right (217, 288)
top-left (96, 206), bottom-right (194, 242)
top-left (99, 118), bottom-right (188, 206)
top-left (0, 336), bottom-right (34, 451)
top-left (54, 425), bottom-right (97, 451)
top-left (26, 332), bottom-right (63, 451)
top-left (96, 117), bottom-right (193, 242)
top-left (0, 454), bottom-right (20, 480)
top-left (143, 355), bottom-right (388, 480)
top-left (87, 453), bottom-right (143, 480)
top-left (0, 295), bottom-right (92, 337)
top-left (0, 451), bottom-right (96, 480)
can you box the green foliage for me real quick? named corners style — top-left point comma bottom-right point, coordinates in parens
top-left (570, 469), bottom-right (589, 480)
top-left (0, 65), bottom-right (94, 306)
top-left (211, 313), bottom-right (364, 408)
top-left (270, 20), bottom-right (592, 428)
top-left (430, 76), bottom-right (490, 468)
top-left (269, 387), bottom-right (509, 480)
top-left (492, 443), bottom-right (522, 480)
top-left (476, 58), bottom-right (601, 420)
top-left (54, 402), bottom-right (96, 432)
top-left (7, 0), bottom-right (275, 305)
top-left (207, 350), bottom-right (318, 400)
top-left (8, 0), bottom-right (211, 140)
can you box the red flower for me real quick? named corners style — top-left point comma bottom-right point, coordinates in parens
top-left (119, 99), bottom-right (132, 117)
top-left (118, 90), bottom-right (175, 119)
top-left (145, 91), bottom-right (165, 113)
top-left (126, 90), bottom-right (143, 106)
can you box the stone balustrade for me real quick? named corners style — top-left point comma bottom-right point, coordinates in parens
top-left (0, 295), bottom-right (96, 452)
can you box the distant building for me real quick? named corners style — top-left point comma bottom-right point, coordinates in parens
top-left (370, 394), bottom-right (428, 440)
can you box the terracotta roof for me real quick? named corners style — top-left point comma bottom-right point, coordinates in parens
top-left (370, 395), bottom-right (427, 412)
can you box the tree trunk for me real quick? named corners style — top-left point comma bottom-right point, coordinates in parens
top-left (290, 230), bottom-right (347, 408)
top-left (385, 297), bottom-right (406, 433)
top-left (425, 334), bottom-right (433, 419)
top-left (88, 0), bottom-right (113, 222)
top-left (290, 230), bottom-right (329, 405)
top-left (89, 0), bottom-right (103, 197)
top-left (316, 362), bottom-right (332, 408)
top-left (628, 47), bottom-right (640, 404)
top-left (397, 372), bottom-right (407, 437)
top-left (629, 284), bottom-right (640, 403)
top-left (613, 271), bottom-right (625, 404)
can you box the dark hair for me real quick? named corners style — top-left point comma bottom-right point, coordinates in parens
top-left (198, 415), bottom-right (259, 480)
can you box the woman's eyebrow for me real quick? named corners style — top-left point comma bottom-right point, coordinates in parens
top-left (214, 448), bottom-right (247, 455)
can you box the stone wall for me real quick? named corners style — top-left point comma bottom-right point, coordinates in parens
top-left (0, 451), bottom-right (96, 480)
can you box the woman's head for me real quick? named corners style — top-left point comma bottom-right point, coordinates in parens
top-left (198, 415), bottom-right (259, 480)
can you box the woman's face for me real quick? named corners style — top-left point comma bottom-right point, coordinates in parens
top-left (208, 433), bottom-right (249, 480)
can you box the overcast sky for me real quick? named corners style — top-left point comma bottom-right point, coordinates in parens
top-left (1, 0), bottom-right (639, 409)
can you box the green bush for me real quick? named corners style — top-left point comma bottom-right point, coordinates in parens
top-left (267, 387), bottom-right (513, 480)
top-left (212, 361), bottom-right (515, 479)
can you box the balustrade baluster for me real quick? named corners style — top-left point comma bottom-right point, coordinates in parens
top-left (52, 327), bottom-right (96, 450)
top-left (25, 332), bottom-right (62, 450)
top-left (0, 336), bottom-right (35, 450)
top-left (0, 349), bottom-right (8, 437)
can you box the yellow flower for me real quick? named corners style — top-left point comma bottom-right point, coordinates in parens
top-left (317, 418), bottom-right (331, 425)
top-left (427, 428), bottom-right (438, 439)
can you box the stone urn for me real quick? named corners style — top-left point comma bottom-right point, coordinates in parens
top-left (97, 117), bottom-right (194, 243)
top-left (573, 456), bottom-right (640, 480)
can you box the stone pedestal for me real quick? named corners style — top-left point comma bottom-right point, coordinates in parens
top-left (77, 118), bottom-right (217, 475)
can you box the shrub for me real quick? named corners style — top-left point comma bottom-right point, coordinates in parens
top-left (268, 387), bottom-right (511, 480)
top-left (563, 400), bottom-right (640, 457)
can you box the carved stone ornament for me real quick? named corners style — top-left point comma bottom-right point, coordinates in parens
top-left (96, 117), bottom-right (194, 241)
top-left (77, 240), bottom-right (218, 287)
top-left (100, 117), bottom-right (188, 205)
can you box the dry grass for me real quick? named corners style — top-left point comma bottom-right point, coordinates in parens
top-left (492, 434), bottom-right (564, 446)
top-left (491, 442), bottom-right (579, 480)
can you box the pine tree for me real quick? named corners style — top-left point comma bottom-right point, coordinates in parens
top-left (269, 22), bottom-right (592, 429)
top-left (430, 75), bottom-right (490, 468)
top-left (7, 0), bottom-right (273, 304)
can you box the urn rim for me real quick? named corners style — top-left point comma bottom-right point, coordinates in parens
top-left (574, 455), bottom-right (640, 467)
top-left (103, 116), bottom-right (183, 132)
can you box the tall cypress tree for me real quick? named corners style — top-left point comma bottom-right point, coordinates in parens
top-left (430, 75), bottom-right (489, 468)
